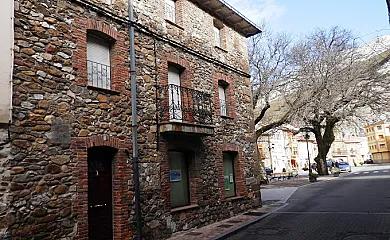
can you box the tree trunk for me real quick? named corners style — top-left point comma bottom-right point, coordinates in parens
top-left (311, 117), bottom-right (338, 175)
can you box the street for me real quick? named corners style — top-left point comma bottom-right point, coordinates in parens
top-left (226, 164), bottom-right (390, 240)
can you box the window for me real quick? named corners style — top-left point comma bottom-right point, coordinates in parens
top-left (223, 152), bottom-right (236, 198)
top-left (379, 135), bottom-right (384, 139)
top-left (87, 35), bottom-right (111, 89)
top-left (168, 64), bottom-right (182, 121)
top-left (165, 0), bottom-right (176, 22)
top-left (169, 151), bottom-right (189, 208)
top-left (380, 144), bottom-right (386, 148)
top-left (377, 126), bottom-right (382, 130)
top-left (218, 82), bottom-right (227, 116)
top-left (214, 26), bottom-right (221, 47)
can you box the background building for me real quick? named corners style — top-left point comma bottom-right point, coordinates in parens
top-left (365, 121), bottom-right (390, 163)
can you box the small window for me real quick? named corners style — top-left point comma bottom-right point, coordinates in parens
top-left (87, 35), bottom-right (111, 89)
top-left (380, 144), bottom-right (386, 148)
top-left (214, 26), bottom-right (221, 47)
top-left (223, 152), bottom-right (236, 198)
top-left (379, 135), bottom-right (384, 139)
top-left (165, 0), bottom-right (176, 22)
top-left (377, 126), bottom-right (382, 130)
top-left (218, 82), bottom-right (227, 116)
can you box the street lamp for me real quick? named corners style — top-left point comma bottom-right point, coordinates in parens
top-left (300, 127), bottom-right (312, 175)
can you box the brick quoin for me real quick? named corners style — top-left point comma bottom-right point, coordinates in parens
top-left (71, 136), bottom-right (132, 240)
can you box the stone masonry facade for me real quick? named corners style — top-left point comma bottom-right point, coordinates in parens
top-left (1, 0), bottom-right (261, 239)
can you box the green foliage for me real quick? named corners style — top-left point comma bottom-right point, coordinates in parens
top-left (308, 172), bottom-right (319, 178)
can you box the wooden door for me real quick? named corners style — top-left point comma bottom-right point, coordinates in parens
top-left (88, 147), bottom-right (116, 240)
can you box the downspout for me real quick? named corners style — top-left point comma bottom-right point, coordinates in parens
top-left (128, 0), bottom-right (142, 239)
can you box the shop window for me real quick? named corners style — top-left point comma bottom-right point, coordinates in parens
top-left (165, 0), bottom-right (176, 22)
top-left (87, 34), bottom-right (111, 89)
top-left (223, 152), bottom-right (236, 198)
top-left (169, 151), bottom-right (190, 208)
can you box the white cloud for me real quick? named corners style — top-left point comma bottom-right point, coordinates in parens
top-left (223, 0), bottom-right (286, 25)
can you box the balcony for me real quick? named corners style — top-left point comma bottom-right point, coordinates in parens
top-left (157, 84), bottom-right (214, 135)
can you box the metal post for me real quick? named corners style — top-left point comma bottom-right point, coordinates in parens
top-left (305, 132), bottom-right (312, 175)
top-left (128, 0), bottom-right (142, 239)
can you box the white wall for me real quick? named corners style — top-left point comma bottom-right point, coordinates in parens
top-left (0, 0), bottom-right (13, 123)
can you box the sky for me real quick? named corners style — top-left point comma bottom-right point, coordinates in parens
top-left (224, 0), bottom-right (390, 44)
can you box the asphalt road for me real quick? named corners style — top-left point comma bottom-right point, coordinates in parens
top-left (227, 164), bottom-right (390, 240)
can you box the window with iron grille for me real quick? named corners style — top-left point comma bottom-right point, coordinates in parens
top-left (165, 0), bottom-right (176, 22)
top-left (218, 82), bottom-right (227, 116)
top-left (87, 35), bottom-right (111, 90)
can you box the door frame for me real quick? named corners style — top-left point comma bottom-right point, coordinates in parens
top-left (71, 135), bottom-right (132, 240)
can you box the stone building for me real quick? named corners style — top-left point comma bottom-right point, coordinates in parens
top-left (365, 121), bottom-right (390, 163)
top-left (1, 0), bottom-right (261, 239)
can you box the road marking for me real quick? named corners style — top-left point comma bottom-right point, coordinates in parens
top-left (373, 171), bottom-right (379, 173)
top-left (384, 170), bottom-right (389, 173)
top-left (354, 172), bottom-right (360, 175)
top-left (363, 172), bottom-right (369, 174)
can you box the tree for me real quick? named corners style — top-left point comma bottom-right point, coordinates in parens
top-left (249, 24), bottom-right (296, 139)
top-left (288, 26), bottom-right (390, 175)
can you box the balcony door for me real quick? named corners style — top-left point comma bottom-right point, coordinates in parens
top-left (168, 65), bottom-right (182, 122)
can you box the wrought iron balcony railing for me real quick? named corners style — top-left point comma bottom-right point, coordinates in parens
top-left (87, 60), bottom-right (111, 90)
top-left (219, 99), bottom-right (227, 116)
top-left (157, 84), bottom-right (213, 125)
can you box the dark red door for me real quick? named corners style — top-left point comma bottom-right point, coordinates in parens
top-left (88, 147), bottom-right (116, 240)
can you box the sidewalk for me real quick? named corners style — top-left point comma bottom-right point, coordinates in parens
top-left (166, 174), bottom-right (336, 240)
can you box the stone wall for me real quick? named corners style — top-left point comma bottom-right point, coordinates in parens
top-left (4, 0), bottom-right (260, 239)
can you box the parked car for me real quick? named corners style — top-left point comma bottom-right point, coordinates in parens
top-left (338, 162), bottom-right (351, 172)
top-left (364, 159), bottom-right (374, 164)
top-left (265, 167), bottom-right (273, 176)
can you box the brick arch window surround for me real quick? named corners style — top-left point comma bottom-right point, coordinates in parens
top-left (164, 0), bottom-right (184, 27)
top-left (212, 72), bottom-right (235, 118)
top-left (72, 18), bottom-right (128, 92)
top-left (217, 144), bottom-right (245, 200)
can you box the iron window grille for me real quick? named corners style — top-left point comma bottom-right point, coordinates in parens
top-left (87, 60), bottom-right (112, 90)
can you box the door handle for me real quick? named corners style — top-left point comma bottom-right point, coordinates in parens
top-left (89, 203), bottom-right (107, 208)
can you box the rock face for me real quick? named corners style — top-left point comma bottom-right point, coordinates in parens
top-left (4, 0), bottom-right (261, 239)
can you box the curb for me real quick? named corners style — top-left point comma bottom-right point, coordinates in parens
top-left (209, 203), bottom-right (288, 240)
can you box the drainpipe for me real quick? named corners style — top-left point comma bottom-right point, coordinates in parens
top-left (128, 0), bottom-right (142, 239)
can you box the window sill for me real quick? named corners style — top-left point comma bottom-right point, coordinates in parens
top-left (165, 19), bottom-right (184, 30)
top-left (170, 204), bottom-right (199, 213)
top-left (223, 196), bottom-right (245, 202)
top-left (87, 85), bottom-right (121, 95)
top-left (220, 115), bottom-right (234, 120)
top-left (214, 46), bottom-right (228, 53)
